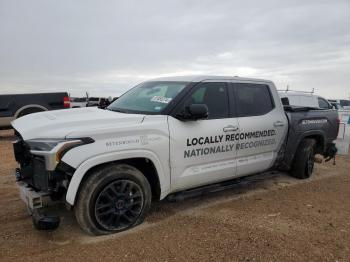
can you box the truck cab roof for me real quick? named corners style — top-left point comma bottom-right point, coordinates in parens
top-left (149, 75), bottom-right (273, 84)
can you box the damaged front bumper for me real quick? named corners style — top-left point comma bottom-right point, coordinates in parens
top-left (16, 179), bottom-right (62, 231)
top-left (17, 180), bottom-right (51, 211)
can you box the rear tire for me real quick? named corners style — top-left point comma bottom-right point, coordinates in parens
top-left (74, 164), bottom-right (152, 235)
top-left (290, 139), bottom-right (316, 179)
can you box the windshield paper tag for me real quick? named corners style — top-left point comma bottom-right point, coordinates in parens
top-left (151, 96), bottom-right (172, 104)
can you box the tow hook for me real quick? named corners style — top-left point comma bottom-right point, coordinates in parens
top-left (32, 209), bottom-right (60, 231)
top-left (324, 143), bottom-right (337, 165)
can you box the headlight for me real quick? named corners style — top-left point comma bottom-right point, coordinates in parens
top-left (26, 138), bottom-right (67, 151)
top-left (25, 137), bottom-right (94, 170)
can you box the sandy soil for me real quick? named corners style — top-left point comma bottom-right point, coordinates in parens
top-left (0, 129), bottom-right (349, 262)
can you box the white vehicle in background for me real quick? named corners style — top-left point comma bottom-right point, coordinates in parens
top-left (328, 99), bottom-right (350, 110)
top-left (278, 90), bottom-right (332, 109)
top-left (70, 97), bottom-right (88, 108)
top-left (70, 96), bottom-right (112, 109)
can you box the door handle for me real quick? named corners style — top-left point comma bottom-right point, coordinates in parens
top-left (273, 121), bottom-right (285, 127)
top-left (223, 125), bottom-right (239, 132)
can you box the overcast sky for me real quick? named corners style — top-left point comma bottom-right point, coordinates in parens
top-left (0, 0), bottom-right (349, 98)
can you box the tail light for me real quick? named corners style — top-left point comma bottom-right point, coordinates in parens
top-left (63, 96), bottom-right (70, 108)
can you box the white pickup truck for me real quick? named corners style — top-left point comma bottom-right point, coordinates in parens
top-left (12, 76), bottom-right (339, 235)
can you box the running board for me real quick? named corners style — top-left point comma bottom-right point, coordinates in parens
top-left (166, 172), bottom-right (280, 202)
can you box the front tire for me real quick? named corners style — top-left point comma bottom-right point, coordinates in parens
top-left (290, 139), bottom-right (316, 179)
top-left (74, 164), bottom-right (152, 235)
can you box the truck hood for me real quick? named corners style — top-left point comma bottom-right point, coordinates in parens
top-left (12, 107), bottom-right (145, 140)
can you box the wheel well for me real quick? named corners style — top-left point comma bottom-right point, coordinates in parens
top-left (304, 135), bottom-right (324, 154)
top-left (16, 105), bottom-right (47, 118)
top-left (80, 158), bottom-right (161, 200)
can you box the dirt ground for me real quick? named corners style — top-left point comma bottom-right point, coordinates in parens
top-left (0, 129), bottom-right (349, 262)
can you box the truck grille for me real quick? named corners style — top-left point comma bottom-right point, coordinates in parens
top-left (13, 137), bottom-right (32, 167)
top-left (13, 130), bottom-right (49, 191)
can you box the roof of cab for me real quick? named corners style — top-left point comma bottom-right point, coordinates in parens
top-left (149, 75), bottom-right (273, 83)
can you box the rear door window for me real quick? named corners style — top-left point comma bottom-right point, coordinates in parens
top-left (234, 83), bottom-right (274, 117)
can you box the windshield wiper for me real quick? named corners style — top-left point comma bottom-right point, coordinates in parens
top-left (107, 108), bottom-right (127, 113)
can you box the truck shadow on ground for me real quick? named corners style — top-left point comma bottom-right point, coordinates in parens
top-left (147, 171), bottom-right (290, 223)
top-left (52, 170), bottom-right (295, 241)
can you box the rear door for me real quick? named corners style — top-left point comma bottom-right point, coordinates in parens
top-left (168, 82), bottom-right (239, 191)
top-left (232, 82), bottom-right (287, 176)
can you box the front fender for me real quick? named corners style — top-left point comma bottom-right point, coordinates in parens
top-left (65, 149), bottom-right (170, 205)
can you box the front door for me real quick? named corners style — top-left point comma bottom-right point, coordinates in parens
top-left (168, 82), bottom-right (238, 191)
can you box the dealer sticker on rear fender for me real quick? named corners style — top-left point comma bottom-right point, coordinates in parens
top-left (301, 119), bottom-right (327, 125)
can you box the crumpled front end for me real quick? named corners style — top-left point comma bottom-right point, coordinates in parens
top-left (12, 130), bottom-right (82, 230)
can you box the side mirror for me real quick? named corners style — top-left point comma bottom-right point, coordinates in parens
top-left (179, 104), bottom-right (208, 120)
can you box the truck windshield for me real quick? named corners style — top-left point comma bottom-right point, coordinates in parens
top-left (108, 81), bottom-right (188, 114)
